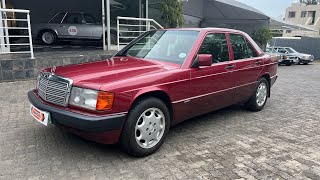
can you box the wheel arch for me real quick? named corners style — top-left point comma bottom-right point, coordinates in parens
top-left (38, 29), bottom-right (58, 38)
top-left (129, 89), bottom-right (174, 125)
top-left (259, 73), bottom-right (271, 97)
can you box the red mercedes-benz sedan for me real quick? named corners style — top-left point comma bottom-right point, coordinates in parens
top-left (28, 28), bottom-right (278, 156)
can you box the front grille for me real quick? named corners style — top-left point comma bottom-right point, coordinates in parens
top-left (37, 73), bottom-right (72, 107)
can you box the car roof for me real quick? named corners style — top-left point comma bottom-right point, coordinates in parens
top-left (56, 12), bottom-right (88, 14)
top-left (270, 46), bottom-right (292, 49)
top-left (163, 28), bottom-right (245, 33)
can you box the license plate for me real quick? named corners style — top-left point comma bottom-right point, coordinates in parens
top-left (30, 104), bottom-right (50, 126)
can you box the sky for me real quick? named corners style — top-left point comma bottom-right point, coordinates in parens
top-left (236, 0), bottom-right (296, 19)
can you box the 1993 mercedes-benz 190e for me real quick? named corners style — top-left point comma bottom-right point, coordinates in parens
top-left (28, 28), bottom-right (278, 156)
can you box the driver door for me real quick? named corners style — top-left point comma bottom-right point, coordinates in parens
top-left (188, 33), bottom-right (235, 117)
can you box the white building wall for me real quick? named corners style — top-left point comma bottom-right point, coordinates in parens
top-left (284, 3), bottom-right (320, 37)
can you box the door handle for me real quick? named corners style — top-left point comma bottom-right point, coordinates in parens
top-left (225, 65), bottom-right (235, 70)
top-left (60, 25), bottom-right (66, 27)
top-left (256, 60), bottom-right (262, 65)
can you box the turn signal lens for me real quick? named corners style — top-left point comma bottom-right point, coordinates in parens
top-left (96, 92), bottom-right (115, 111)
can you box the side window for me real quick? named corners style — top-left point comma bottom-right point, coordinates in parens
top-left (246, 40), bottom-right (258, 58)
top-left (63, 13), bottom-right (84, 24)
top-left (278, 48), bottom-right (287, 54)
top-left (49, 13), bottom-right (65, 24)
top-left (198, 33), bottom-right (229, 63)
top-left (84, 14), bottom-right (95, 24)
top-left (229, 34), bottom-right (257, 60)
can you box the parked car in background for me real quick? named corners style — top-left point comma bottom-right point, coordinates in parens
top-left (266, 47), bottom-right (295, 66)
top-left (32, 12), bottom-right (130, 45)
top-left (270, 47), bottom-right (314, 65)
top-left (28, 28), bottom-right (278, 157)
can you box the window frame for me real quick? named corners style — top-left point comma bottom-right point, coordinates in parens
top-left (288, 11), bottom-right (296, 18)
top-left (228, 33), bottom-right (259, 61)
top-left (197, 32), bottom-right (231, 64)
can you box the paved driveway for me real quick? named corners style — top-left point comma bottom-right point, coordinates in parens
top-left (1, 63), bottom-right (320, 180)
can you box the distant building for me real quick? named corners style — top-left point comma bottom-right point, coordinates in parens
top-left (284, 3), bottom-right (320, 37)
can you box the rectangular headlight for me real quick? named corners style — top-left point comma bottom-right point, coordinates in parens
top-left (69, 87), bottom-right (99, 110)
top-left (69, 87), bottom-right (115, 111)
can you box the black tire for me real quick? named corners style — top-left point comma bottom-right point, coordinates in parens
top-left (245, 78), bottom-right (269, 112)
top-left (297, 58), bottom-right (301, 65)
top-left (120, 97), bottom-right (170, 157)
top-left (40, 31), bottom-right (57, 45)
top-left (303, 63), bottom-right (309, 65)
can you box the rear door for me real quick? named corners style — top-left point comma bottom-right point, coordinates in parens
top-left (188, 33), bottom-right (235, 117)
top-left (60, 13), bottom-right (91, 38)
top-left (229, 33), bottom-right (264, 103)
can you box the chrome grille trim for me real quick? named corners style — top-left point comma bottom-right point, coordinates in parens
top-left (37, 72), bottom-right (73, 107)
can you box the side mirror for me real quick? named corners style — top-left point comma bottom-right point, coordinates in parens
top-left (199, 54), bottom-right (213, 66)
top-left (194, 54), bottom-right (212, 68)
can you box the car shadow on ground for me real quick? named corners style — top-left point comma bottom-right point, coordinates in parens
top-left (45, 104), bottom-right (250, 158)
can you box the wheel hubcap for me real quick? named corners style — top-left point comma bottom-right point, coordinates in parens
top-left (256, 82), bottom-right (267, 107)
top-left (42, 32), bottom-right (54, 44)
top-left (135, 108), bottom-right (165, 149)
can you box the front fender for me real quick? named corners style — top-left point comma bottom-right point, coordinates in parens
top-left (130, 87), bottom-right (171, 107)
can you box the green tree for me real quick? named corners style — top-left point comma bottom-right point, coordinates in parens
top-left (252, 28), bottom-right (273, 50)
top-left (300, 0), bottom-right (319, 5)
top-left (160, 0), bottom-right (184, 28)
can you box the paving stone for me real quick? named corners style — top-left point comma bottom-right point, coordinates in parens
top-left (0, 63), bottom-right (320, 179)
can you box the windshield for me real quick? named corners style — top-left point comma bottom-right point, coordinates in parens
top-left (118, 30), bottom-right (200, 65)
top-left (286, 48), bottom-right (297, 53)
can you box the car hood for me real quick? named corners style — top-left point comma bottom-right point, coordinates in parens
top-left (289, 52), bottom-right (311, 57)
top-left (49, 56), bottom-right (180, 90)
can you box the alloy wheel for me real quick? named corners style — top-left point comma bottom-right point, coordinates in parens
top-left (256, 82), bottom-right (267, 107)
top-left (135, 108), bottom-right (165, 149)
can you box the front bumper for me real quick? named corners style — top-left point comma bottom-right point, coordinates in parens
top-left (28, 91), bottom-right (126, 133)
top-left (299, 58), bottom-right (314, 64)
top-left (279, 59), bottom-right (294, 65)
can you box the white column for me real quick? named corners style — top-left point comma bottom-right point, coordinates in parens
top-left (27, 12), bottom-right (34, 59)
top-left (102, 0), bottom-right (106, 50)
top-left (106, 0), bottom-right (111, 50)
top-left (0, 1), bottom-right (5, 53)
top-left (146, 0), bottom-right (150, 31)
top-left (145, 0), bottom-right (148, 19)
top-left (1, 0), bottom-right (9, 52)
top-left (139, 0), bottom-right (142, 33)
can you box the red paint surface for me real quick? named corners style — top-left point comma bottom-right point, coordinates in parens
top-left (40, 28), bottom-right (278, 144)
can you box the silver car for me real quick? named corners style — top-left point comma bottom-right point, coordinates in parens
top-left (266, 47), bottom-right (295, 66)
top-left (32, 12), bottom-right (127, 45)
top-left (271, 47), bottom-right (314, 65)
